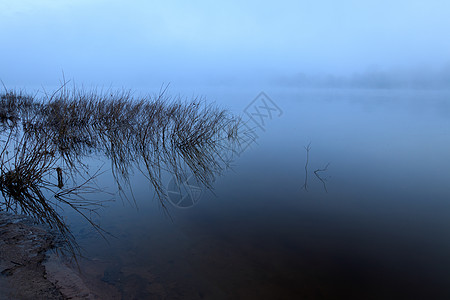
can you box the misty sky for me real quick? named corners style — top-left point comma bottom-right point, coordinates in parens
top-left (1, 0), bottom-right (450, 87)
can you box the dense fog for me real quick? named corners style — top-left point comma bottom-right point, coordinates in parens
top-left (1, 0), bottom-right (450, 89)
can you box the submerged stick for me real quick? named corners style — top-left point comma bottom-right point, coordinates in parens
top-left (302, 142), bottom-right (311, 191)
top-left (56, 167), bottom-right (63, 189)
top-left (314, 163), bottom-right (330, 193)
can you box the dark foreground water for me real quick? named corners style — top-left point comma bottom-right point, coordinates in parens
top-left (66, 87), bottom-right (450, 299)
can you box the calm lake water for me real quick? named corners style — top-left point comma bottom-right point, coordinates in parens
top-left (63, 87), bottom-right (450, 299)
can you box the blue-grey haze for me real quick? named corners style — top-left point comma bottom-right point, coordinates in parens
top-left (1, 0), bottom-right (450, 88)
top-left (2, 2), bottom-right (450, 298)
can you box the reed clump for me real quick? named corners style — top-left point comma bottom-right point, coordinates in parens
top-left (0, 84), bottom-right (244, 253)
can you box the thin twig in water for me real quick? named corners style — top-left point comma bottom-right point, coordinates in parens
top-left (314, 162), bottom-right (330, 193)
top-left (302, 142), bottom-right (311, 191)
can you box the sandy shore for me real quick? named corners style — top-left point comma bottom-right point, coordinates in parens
top-left (0, 212), bottom-right (117, 299)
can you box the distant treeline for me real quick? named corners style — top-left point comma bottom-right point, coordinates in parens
top-left (277, 65), bottom-right (450, 89)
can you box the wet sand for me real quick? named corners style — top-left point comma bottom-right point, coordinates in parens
top-left (0, 212), bottom-right (119, 299)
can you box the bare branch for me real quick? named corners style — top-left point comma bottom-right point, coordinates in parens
top-left (302, 142), bottom-right (311, 191)
top-left (314, 162), bottom-right (330, 193)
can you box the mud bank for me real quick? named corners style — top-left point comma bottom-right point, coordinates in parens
top-left (0, 212), bottom-right (115, 299)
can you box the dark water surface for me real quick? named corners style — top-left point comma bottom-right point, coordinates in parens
top-left (68, 88), bottom-right (450, 299)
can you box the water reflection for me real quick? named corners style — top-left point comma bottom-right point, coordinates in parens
top-left (0, 86), bottom-right (243, 253)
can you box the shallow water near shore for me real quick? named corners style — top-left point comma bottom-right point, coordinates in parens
top-left (38, 87), bottom-right (450, 298)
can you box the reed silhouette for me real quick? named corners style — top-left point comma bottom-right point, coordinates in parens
top-left (0, 84), bottom-right (245, 255)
